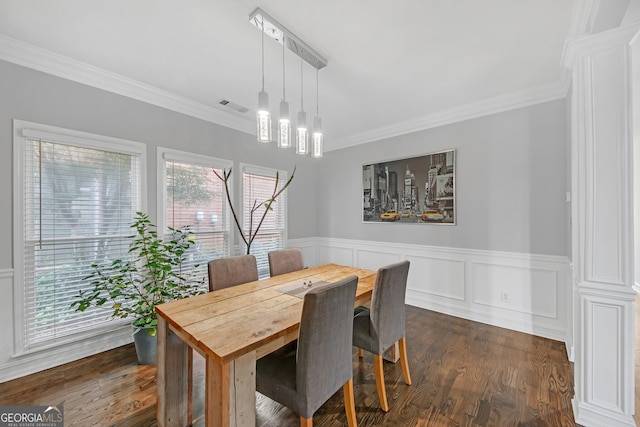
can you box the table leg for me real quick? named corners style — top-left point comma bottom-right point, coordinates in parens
top-left (157, 316), bottom-right (191, 427)
top-left (206, 351), bottom-right (257, 427)
top-left (383, 341), bottom-right (400, 363)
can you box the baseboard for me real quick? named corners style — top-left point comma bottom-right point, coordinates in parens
top-left (0, 325), bottom-right (133, 383)
top-left (573, 400), bottom-right (637, 427)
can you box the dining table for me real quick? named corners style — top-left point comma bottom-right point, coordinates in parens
top-left (155, 263), bottom-right (380, 427)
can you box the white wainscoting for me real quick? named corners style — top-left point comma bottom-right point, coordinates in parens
top-left (291, 237), bottom-right (571, 349)
top-left (0, 268), bottom-right (134, 383)
top-left (2, 238), bottom-right (570, 382)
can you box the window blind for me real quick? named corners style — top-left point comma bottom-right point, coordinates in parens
top-left (164, 159), bottom-right (230, 289)
top-left (242, 166), bottom-right (288, 278)
top-left (21, 138), bottom-right (141, 349)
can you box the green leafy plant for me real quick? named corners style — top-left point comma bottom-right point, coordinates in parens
top-left (71, 212), bottom-right (205, 335)
top-left (214, 167), bottom-right (295, 255)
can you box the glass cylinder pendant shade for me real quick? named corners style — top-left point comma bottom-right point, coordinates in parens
top-left (296, 110), bottom-right (309, 155)
top-left (257, 90), bottom-right (271, 143)
top-left (277, 100), bottom-right (291, 148)
top-left (311, 116), bottom-right (323, 158)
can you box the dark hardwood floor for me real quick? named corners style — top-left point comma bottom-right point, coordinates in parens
top-left (0, 306), bottom-right (575, 426)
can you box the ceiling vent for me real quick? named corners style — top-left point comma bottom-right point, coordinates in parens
top-left (218, 99), bottom-right (249, 114)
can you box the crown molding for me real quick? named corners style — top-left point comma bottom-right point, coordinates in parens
top-left (0, 34), bottom-right (255, 136)
top-left (325, 79), bottom-right (568, 152)
top-left (561, 19), bottom-right (640, 69)
top-left (0, 34), bottom-right (571, 153)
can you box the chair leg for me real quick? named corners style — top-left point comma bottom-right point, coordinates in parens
top-left (373, 354), bottom-right (389, 412)
top-left (300, 416), bottom-right (313, 427)
top-left (358, 348), bottom-right (364, 358)
top-left (399, 337), bottom-right (412, 385)
top-left (343, 378), bottom-right (358, 427)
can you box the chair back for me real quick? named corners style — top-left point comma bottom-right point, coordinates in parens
top-left (296, 275), bottom-right (358, 416)
top-left (370, 260), bottom-right (411, 352)
top-left (207, 254), bottom-right (258, 291)
top-left (268, 248), bottom-right (304, 277)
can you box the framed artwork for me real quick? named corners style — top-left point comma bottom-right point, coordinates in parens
top-left (362, 149), bottom-right (455, 224)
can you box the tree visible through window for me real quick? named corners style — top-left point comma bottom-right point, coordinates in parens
top-left (16, 125), bottom-right (144, 351)
top-left (161, 150), bottom-right (232, 287)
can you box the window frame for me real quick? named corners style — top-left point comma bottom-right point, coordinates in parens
top-left (12, 120), bottom-right (147, 355)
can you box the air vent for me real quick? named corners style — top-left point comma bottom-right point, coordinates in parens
top-left (218, 99), bottom-right (249, 114)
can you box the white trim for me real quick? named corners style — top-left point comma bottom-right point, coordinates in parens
top-left (159, 147), bottom-right (233, 170)
top-left (562, 19), bottom-right (640, 69)
top-left (12, 119), bottom-right (147, 355)
top-left (2, 237), bottom-right (574, 381)
top-left (565, 21), bottom-right (638, 426)
top-left (325, 80), bottom-right (568, 151)
top-left (21, 127), bottom-right (145, 156)
top-left (310, 236), bottom-right (571, 344)
top-left (0, 34), bottom-right (569, 153)
top-left (0, 35), bottom-right (255, 137)
top-left (0, 324), bottom-right (133, 383)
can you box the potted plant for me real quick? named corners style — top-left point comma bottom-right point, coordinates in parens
top-left (71, 212), bottom-right (205, 364)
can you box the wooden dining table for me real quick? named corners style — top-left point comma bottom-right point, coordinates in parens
top-left (155, 263), bottom-right (378, 427)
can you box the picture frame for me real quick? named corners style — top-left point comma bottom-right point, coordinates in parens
top-left (362, 149), bottom-right (455, 224)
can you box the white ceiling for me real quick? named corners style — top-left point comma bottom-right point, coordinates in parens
top-left (0, 0), bottom-right (580, 151)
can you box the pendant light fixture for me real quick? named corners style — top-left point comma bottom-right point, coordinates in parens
top-left (296, 55), bottom-right (309, 155)
top-left (277, 35), bottom-right (291, 148)
top-left (256, 16), bottom-right (272, 143)
top-left (250, 8), bottom-right (326, 157)
top-left (311, 61), bottom-right (323, 158)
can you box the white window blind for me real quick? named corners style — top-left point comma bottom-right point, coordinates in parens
top-left (241, 164), bottom-right (288, 278)
top-left (160, 149), bottom-right (232, 289)
top-left (15, 123), bottom-right (144, 351)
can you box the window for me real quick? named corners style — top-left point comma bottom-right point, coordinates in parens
top-left (13, 121), bottom-right (145, 352)
top-left (158, 148), bottom-right (232, 287)
top-left (241, 164), bottom-right (288, 277)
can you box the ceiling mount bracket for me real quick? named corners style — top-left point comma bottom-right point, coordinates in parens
top-left (249, 8), bottom-right (327, 70)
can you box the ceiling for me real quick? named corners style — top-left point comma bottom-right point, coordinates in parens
top-left (0, 1), bottom-right (581, 151)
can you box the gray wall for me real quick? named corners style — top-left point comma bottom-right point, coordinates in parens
top-left (0, 59), bottom-right (319, 270)
top-left (317, 99), bottom-right (568, 257)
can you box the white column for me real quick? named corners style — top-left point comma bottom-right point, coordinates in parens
top-left (563, 22), bottom-right (639, 427)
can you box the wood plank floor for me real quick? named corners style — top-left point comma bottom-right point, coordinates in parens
top-left (0, 306), bottom-right (575, 426)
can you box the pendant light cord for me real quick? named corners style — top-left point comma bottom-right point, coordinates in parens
top-left (261, 17), bottom-right (265, 91)
top-left (282, 36), bottom-right (286, 100)
top-left (300, 56), bottom-right (304, 111)
top-left (316, 60), bottom-right (319, 116)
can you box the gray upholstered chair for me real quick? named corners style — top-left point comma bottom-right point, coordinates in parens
top-left (268, 248), bottom-right (305, 277)
top-left (352, 260), bottom-right (411, 412)
top-left (207, 254), bottom-right (259, 292)
top-left (256, 275), bottom-right (359, 427)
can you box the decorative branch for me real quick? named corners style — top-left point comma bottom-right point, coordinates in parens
top-left (214, 166), bottom-right (295, 255)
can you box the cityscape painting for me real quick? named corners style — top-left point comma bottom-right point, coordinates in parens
top-left (362, 150), bottom-right (455, 225)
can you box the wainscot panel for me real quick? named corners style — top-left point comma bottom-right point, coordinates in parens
top-left (356, 250), bottom-right (401, 272)
top-left (287, 238), bottom-right (318, 268)
top-left (472, 262), bottom-right (558, 318)
top-left (406, 255), bottom-right (466, 301)
top-left (317, 244), bottom-right (354, 266)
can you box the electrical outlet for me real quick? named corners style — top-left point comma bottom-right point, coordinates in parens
top-left (501, 292), bottom-right (510, 303)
